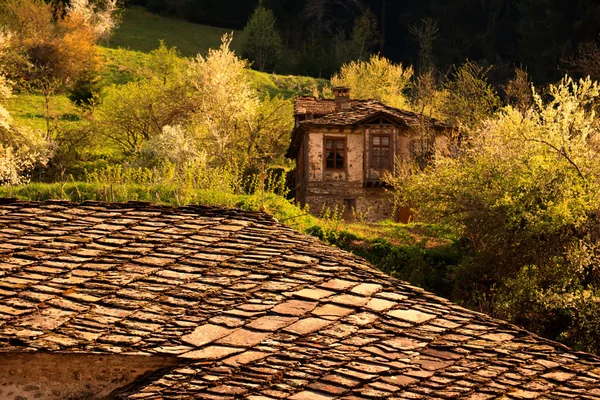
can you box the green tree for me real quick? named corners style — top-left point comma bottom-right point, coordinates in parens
top-left (245, 94), bottom-right (293, 164)
top-left (144, 40), bottom-right (184, 85)
top-left (331, 54), bottom-right (413, 109)
top-left (241, 5), bottom-right (282, 72)
top-left (334, 8), bottom-right (380, 66)
top-left (408, 17), bottom-right (439, 73)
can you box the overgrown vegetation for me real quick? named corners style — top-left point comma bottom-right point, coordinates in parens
top-left (387, 76), bottom-right (600, 353)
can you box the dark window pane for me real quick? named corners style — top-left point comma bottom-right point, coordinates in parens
top-left (371, 135), bottom-right (391, 169)
top-left (326, 150), bottom-right (334, 169)
top-left (325, 138), bottom-right (345, 170)
top-left (336, 152), bottom-right (344, 169)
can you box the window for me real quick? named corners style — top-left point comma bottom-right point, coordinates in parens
top-left (325, 138), bottom-right (346, 170)
top-left (371, 134), bottom-right (391, 169)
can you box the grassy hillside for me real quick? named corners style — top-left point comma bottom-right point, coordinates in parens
top-left (6, 93), bottom-right (83, 131)
top-left (109, 6), bottom-right (245, 57)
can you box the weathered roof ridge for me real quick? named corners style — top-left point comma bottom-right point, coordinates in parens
top-left (0, 200), bottom-right (599, 399)
top-left (301, 99), bottom-right (449, 128)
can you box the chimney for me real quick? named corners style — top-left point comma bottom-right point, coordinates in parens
top-left (333, 86), bottom-right (350, 111)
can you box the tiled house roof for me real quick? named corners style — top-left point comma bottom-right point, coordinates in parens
top-left (1, 200), bottom-right (600, 399)
top-left (286, 98), bottom-right (450, 159)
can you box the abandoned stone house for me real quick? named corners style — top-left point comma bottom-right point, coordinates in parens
top-left (1, 200), bottom-right (600, 399)
top-left (286, 87), bottom-right (452, 221)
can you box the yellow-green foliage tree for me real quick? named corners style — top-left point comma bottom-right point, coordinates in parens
top-left (387, 76), bottom-right (600, 352)
top-left (439, 61), bottom-right (500, 131)
top-left (96, 76), bottom-right (194, 155)
top-left (331, 54), bottom-right (413, 109)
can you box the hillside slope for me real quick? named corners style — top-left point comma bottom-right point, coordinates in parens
top-left (108, 6), bottom-right (245, 57)
top-left (7, 6), bottom-right (329, 130)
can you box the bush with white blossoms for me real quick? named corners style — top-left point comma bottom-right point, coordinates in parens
top-left (141, 124), bottom-right (202, 166)
top-left (67, 0), bottom-right (120, 42)
top-left (0, 31), bottom-right (51, 185)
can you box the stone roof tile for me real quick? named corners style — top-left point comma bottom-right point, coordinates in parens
top-left (0, 200), bottom-right (598, 399)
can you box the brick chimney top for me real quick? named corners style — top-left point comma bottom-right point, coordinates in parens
top-left (333, 86), bottom-right (350, 111)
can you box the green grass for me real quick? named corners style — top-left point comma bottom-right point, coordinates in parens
top-left (98, 46), bottom-right (328, 97)
top-left (99, 47), bottom-right (151, 86)
top-left (0, 182), bottom-right (319, 233)
top-left (248, 70), bottom-right (329, 99)
top-left (5, 93), bottom-right (85, 131)
top-left (109, 6), bottom-right (244, 57)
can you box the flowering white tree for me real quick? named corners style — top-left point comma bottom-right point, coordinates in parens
top-left (68, 0), bottom-right (120, 43)
top-left (187, 33), bottom-right (259, 166)
top-left (141, 125), bottom-right (203, 165)
top-left (0, 31), bottom-right (51, 185)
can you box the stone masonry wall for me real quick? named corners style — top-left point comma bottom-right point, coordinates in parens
top-left (306, 182), bottom-right (394, 221)
top-left (0, 353), bottom-right (178, 400)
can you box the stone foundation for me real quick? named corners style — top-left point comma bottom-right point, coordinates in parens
top-left (304, 183), bottom-right (395, 221)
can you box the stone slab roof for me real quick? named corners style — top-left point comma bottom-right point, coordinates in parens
top-left (0, 200), bottom-right (599, 399)
top-left (302, 99), bottom-right (449, 129)
top-left (287, 97), bottom-right (450, 159)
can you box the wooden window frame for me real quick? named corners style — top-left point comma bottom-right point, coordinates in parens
top-left (324, 136), bottom-right (347, 171)
top-left (370, 133), bottom-right (392, 170)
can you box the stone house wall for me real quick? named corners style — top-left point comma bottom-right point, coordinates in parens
top-left (295, 123), bottom-right (451, 222)
top-left (0, 353), bottom-right (178, 400)
top-left (297, 125), bottom-right (401, 221)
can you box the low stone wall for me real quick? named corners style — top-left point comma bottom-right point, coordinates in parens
top-left (0, 352), bottom-right (179, 400)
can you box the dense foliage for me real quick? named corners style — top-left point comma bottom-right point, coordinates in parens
top-left (387, 77), bottom-right (600, 352)
top-left (241, 6), bottom-right (281, 72)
